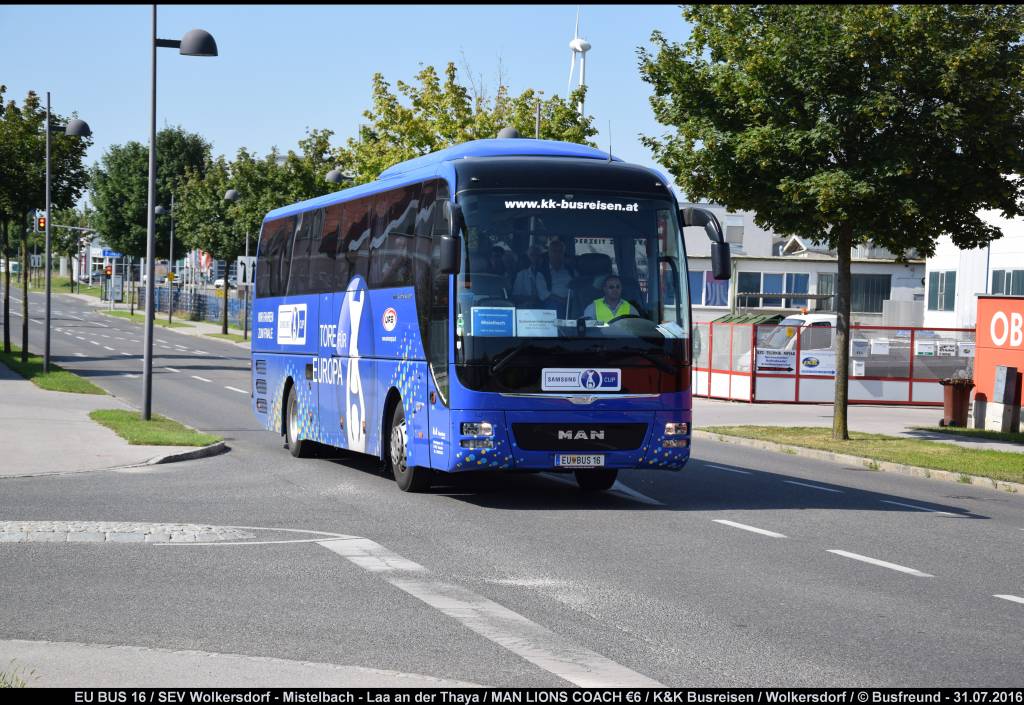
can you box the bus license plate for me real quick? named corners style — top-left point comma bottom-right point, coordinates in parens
top-left (555, 454), bottom-right (605, 468)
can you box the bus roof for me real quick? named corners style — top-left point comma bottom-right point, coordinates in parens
top-left (263, 138), bottom-right (621, 222)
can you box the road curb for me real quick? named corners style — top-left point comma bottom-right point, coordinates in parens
top-left (145, 441), bottom-right (230, 466)
top-left (692, 430), bottom-right (1024, 494)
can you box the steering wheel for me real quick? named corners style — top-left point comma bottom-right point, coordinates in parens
top-left (607, 314), bottom-right (643, 324)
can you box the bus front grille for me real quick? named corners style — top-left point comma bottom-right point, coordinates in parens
top-left (511, 423), bottom-right (647, 451)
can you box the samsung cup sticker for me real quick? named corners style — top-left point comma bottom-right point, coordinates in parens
top-left (542, 368), bottom-right (621, 392)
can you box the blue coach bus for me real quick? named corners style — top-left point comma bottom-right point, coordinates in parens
top-left (250, 136), bottom-right (730, 492)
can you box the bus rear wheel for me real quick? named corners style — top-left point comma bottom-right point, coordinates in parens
top-left (389, 403), bottom-right (431, 492)
top-left (285, 386), bottom-right (311, 458)
top-left (574, 468), bottom-right (618, 492)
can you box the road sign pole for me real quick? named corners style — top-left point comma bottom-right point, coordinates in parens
top-left (44, 93), bottom-right (52, 373)
top-left (243, 231), bottom-right (249, 341)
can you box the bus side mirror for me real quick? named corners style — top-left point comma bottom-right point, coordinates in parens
top-left (711, 241), bottom-right (731, 280)
top-left (681, 206), bottom-right (727, 246)
top-left (440, 201), bottom-right (463, 275)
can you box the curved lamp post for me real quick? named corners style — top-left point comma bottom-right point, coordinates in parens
top-left (142, 12), bottom-right (217, 420)
top-left (44, 99), bottom-right (91, 373)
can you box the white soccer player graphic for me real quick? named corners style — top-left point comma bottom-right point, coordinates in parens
top-left (339, 281), bottom-right (367, 453)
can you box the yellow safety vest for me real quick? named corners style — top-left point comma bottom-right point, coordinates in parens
top-left (594, 298), bottom-right (632, 323)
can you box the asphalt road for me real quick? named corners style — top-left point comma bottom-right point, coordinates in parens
top-left (2, 289), bottom-right (1023, 686)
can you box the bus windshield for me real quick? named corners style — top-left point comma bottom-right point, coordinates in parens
top-left (455, 191), bottom-right (689, 368)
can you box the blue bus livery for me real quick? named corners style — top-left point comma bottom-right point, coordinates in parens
top-left (250, 136), bottom-right (730, 492)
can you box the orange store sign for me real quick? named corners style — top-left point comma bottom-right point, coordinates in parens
top-left (975, 296), bottom-right (1024, 402)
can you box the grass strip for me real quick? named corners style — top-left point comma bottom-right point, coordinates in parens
top-left (704, 426), bottom-right (1024, 485)
top-left (89, 409), bottom-right (221, 446)
top-left (28, 274), bottom-right (102, 299)
top-left (911, 425), bottom-right (1024, 445)
top-left (205, 332), bottom-right (247, 343)
top-left (101, 310), bottom-right (194, 328)
top-left (0, 344), bottom-right (106, 394)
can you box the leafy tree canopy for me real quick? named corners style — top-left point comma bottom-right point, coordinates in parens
top-left (638, 4), bottom-right (1024, 257)
top-left (89, 126), bottom-right (211, 258)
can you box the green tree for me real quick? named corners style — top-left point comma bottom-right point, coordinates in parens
top-left (0, 88), bottom-right (91, 359)
top-left (337, 62), bottom-right (597, 184)
top-left (639, 4), bottom-right (1024, 439)
top-left (89, 126), bottom-right (211, 260)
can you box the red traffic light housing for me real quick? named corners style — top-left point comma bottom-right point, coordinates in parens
top-left (104, 265), bottom-right (112, 277)
top-left (36, 216), bottom-right (46, 232)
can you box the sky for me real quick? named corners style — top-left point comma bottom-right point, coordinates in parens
top-left (0, 4), bottom-right (694, 205)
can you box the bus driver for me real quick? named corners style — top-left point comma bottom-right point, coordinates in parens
top-left (583, 274), bottom-right (638, 323)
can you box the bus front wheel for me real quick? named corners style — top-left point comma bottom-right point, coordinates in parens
top-left (389, 403), bottom-right (431, 492)
top-left (574, 468), bottom-right (617, 492)
top-left (285, 386), bottom-right (311, 458)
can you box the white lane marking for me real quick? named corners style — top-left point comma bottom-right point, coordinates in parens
top-left (994, 594), bottom-right (1024, 605)
top-left (122, 373), bottom-right (140, 379)
top-left (540, 473), bottom-right (664, 506)
top-left (785, 480), bottom-right (843, 493)
top-left (89, 341), bottom-right (100, 346)
top-left (73, 353), bottom-right (86, 358)
top-left (318, 538), bottom-right (662, 687)
top-left (103, 346), bottom-right (115, 351)
top-left (157, 339), bottom-right (168, 344)
top-left (159, 345), bottom-right (171, 350)
top-left (191, 375), bottom-right (212, 383)
top-left (65, 314), bottom-right (82, 321)
top-left (193, 350), bottom-right (210, 355)
top-left (713, 519), bottom-right (787, 538)
top-left (100, 334), bottom-right (109, 339)
top-left (225, 386), bottom-right (248, 394)
top-left (827, 550), bottom-right (933, 577)
top-left (30, 318), bottom-right (43, 324)
top-left (120, 352), bottom-right (132, 357)
top-left (75, 336), bottom-right (85, 341)
top-left (164, 367), bottom-right (181, 373)
top-left (880, 500), bottom-right (962, 517)
top-left (705, 463), bottom-right (751, 475)
top-left (175, 345), bottom-right (187, 350)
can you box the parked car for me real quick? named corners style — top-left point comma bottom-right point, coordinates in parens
top-left (213, 277), bottom-right (237, 290)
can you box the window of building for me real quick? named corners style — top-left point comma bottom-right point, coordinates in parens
top-left (927, 271), bottom-right (956, 311)
top-left (736, 271), bottom-right (809, 308)
top-left (703, 271), bottom-right (729, 307)
top-left (688, 271), bottom-right (705, 305)
top-left (851, 273), bottom-right (891, 313)
top-left (992, 269), bottom-right (1024, 295)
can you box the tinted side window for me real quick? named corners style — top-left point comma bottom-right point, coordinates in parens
top-left (319, 204), bottom-right (344, 292)
top-left (342, 199), bottom-right (371, 283)
top-left (255, 220), bottom-right (275, 298)
top-left (428, 180), bottom-right (451, 402)
top-left (267, 216), bottom-right (296, 297)
top-left (287, 209), bottom-right (323, 296)
top-left (370, 185), bottom-right (418, 289)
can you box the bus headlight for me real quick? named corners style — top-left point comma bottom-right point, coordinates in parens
top-left (461, 422), bottom-right (494, 437)
top-left (664, 422), bottom-right (688, 436)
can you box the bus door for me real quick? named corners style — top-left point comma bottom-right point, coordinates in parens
top-left (317, 292), bottom-right (344, 447)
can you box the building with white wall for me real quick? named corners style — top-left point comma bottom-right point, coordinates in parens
top-left (923, 209), bottom-right (1024, 330)
top-left (683, 203), bottom-right (925, 325)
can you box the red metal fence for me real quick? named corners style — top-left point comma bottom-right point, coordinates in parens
top-left (692, 322), bottom-right (975, 405)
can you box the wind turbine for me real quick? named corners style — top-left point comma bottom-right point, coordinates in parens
top-left (567, 7), bottom-right (591, 115)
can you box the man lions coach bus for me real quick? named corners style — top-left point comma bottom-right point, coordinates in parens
top-left (250, 137), bottom-right (730, 492)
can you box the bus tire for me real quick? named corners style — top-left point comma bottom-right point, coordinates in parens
top-left (574, 468), bottom-right (617, 492)
top-left (285, 385), bottom-right (311, 458)
top-left (389, 403), bottom-right (431, 492)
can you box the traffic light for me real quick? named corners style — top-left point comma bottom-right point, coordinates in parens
top-left (36, 215), bottom-right (46, 232)
top-left (105, 265), bottom-right (112, 277)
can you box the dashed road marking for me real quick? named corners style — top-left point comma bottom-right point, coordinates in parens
top-left (103, 346), bottom-right (115, 351)
top-left (713, 519), bottom-right (787, 538)
top-left (994, 594), bottom-right (1024, 605)
top-left (880, 500), bottom-right (962, 517)
top-left (75, 336), bottom-right (85, 341)
top-left (164, 367), bottom-right (181, 373)
top-left (120, 352), bottom-right (132, 357)
top-left (827, 550), bottom-right (933, 577)
top-left (192, 375), bottom-right (212, 383)
top-left (89, 341), bottom-right (100, 346)
top-left (318, 537), bottom-right (662, 687)
top-left (73, 353), bottom-right (86, 358)
top-left (705, 463), bottom-right (751, 475)
top-left (785, 480), bottom-right (843, 493)
top-left (225, 386), bottom-right (248, 394)
top-left (540, 473), bottom-right (665, 506)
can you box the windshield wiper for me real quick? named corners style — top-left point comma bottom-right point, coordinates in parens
top-left (490, 343), bottom-right (550, 374)
top-left (605, 346), bottom-right (676, 375)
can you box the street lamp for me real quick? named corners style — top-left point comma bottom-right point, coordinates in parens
top-left (143, 10), bottom-right (217, 420)
top-left (224, 189), bottom-right (249, 340)
top-left (44, 94), bottom-right (91, 373)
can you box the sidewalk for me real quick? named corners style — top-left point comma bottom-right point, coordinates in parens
top-left (694, 396), bottom-right (1024, 454)
top-left (64, 291), bottom-right (251, 350)
top-left (0, 363), bottom-right (197, 477)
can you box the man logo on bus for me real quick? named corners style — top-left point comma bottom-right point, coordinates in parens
top-left (580, 370), bottom-right (601, 390)
top-left (382, 308), bottom-right (397, 332)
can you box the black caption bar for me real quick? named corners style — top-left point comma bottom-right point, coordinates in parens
top-left (7, 690), bottom-right (1023, 705)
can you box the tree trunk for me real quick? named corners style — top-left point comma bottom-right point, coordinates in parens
top-left (21, 213), bottom-right (30, 364)
top-left (3, 217), bottom-right (10, 354)
top-left (832, 224), bottom-right (853, 441)
top-left (221, 279), bottom-right (229, 335)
